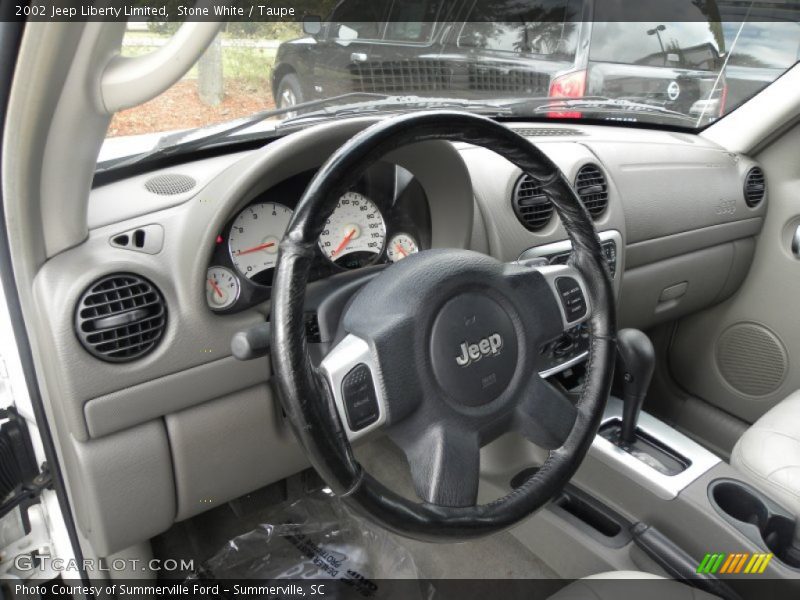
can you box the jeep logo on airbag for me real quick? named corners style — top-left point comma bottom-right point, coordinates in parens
top-left (431, 293), bottom-right (517, 406)
top-left (456, 333), bottom-right (503, 367)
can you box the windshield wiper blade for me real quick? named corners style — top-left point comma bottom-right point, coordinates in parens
top-left (96, 92), bottom-right (391, 173)
top-left (276, 95), bottom-right (514, 128)
top-left (512, 96), bottom-right (697, 123)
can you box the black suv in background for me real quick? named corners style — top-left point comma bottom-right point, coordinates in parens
top-left (272, 0), bottom-right (732, 121)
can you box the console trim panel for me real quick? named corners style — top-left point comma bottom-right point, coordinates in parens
top-left (591, 397), bottom-right (721, 500)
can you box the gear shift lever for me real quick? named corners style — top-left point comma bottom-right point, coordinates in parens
top-left (616, 328), bottom-right (655, 444)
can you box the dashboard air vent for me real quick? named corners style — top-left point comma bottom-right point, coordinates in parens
top-left (75, 274), bottom-right (166, 363)
top-left (144, 173), bottom-right (196, 195)
top-left (575, 164), bottom-right (609, 219)
top-left (744, 167), bottom-right (765, 207)
top-left (512, 174), bottom-right (553, 231)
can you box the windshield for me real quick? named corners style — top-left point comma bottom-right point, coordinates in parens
top-left (100, 0), bottom-right (800, 166)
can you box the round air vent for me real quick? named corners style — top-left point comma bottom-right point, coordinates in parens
top-left (75, 274), bottom-right (167, 363)
top-left (144, 173), bottom-right (196, 195)
top-left (743, 167), bottom-right (765, 207)
top-left (574, 164), bottom-right (609, 219)
top-left (512, 174), bottom-right (553, 231)
top-left (716, 323), bottom-right (787, 397)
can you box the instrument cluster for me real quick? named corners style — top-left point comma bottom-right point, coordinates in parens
top-left (205, 162), bottom-right (431, 313)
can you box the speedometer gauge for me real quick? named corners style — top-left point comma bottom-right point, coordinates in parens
top-left (228, 202), bottom-right (292, 285)
top-left (319, 192), bottom-right (386, 269)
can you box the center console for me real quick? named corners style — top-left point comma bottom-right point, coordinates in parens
top-left (592, 397), bottom-right (721, 500)
top-left (497, 231), bottom-right (800, 591)
top-left (590, 330), bottom-right (799, 576)
top-left (493, 393), bottom-right (800, 592)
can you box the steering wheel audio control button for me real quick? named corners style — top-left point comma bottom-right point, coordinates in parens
top-left (556, 277), bottom-right (587, 322)
top-left (341, 364), bottom-right (380, 432)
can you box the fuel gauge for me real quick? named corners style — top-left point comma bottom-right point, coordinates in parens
top-left (206, 266), bottom-right (240, 311)
top-left (387, 233), bottom-right (419, 263)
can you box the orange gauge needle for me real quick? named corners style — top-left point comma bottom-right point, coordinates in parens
top-left (331, 229), bottom-right (356, 258)
top-left (395, 243), bottom-right (408, 258)
top-left (208, 278), bottom-right (223, 298)
top-left (236, 241), bottom-right (275, 256)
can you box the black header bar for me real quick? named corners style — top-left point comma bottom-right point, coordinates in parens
top-left (7, 0), bottom-right (800, 23)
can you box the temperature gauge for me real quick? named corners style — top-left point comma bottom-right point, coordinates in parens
top-left (206, 266), bottom-right (240, 311)
top-left (387, 233), bottom-right (419, 262)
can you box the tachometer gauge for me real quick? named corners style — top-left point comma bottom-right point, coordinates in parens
top-left (319, 192), bottom-right (386, 269)
top-left (387, 233), bottom-right (419, 262)
top-left (228, 202), bottom-right (292, 285)
top-left (206, 267), bottom-right (240, 311)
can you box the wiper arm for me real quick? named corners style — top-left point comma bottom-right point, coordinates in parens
top-left (96, 92), bottom-right (390, 173)
top-left (277, 95), bottom-right (514, 128)
top-left (511, 96), bottom-right (696, 122)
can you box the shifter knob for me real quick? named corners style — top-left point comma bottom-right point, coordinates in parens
top-left (617, 328), bottom-right (655, 444)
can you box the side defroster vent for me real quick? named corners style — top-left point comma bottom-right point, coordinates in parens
top-left (512, 174), bottom-right (553, 231)
top-left (575, 164), bottom-right (608, 219)
top-left (75, 274), bottom-right (167, 363)
top-left (744, 167), bottom-right (765, 207)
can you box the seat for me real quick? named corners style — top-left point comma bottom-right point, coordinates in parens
top-left (548, 571), bottom-right (719, 599)
top-left (731, 390), bottom-right (800, 518)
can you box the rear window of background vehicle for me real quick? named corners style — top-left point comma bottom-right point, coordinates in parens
top-left (384, 0), bottom-right (446, 42)
top-left (589, 21), bottom-right (723, 70)
top-left (330, 0), bottom-right (446, 43)
top-left (328, 0), bottom-right (387, 40)
top-left (723, 21), bottom-right (800, 68)
top-left (457, 0), bottom-right (582, 58)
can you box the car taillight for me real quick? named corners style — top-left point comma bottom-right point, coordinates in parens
top-left (548, 70), bottom-right (586, 119)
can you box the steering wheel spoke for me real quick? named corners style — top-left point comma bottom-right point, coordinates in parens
top-left (390, 420), bottom-right (480, 507)
top-left (319, 334), bottom-right (388, 441)
top-left (511, 261), bottom-right (593, 333)
top-left (516, 374), bottom-right (578, 449)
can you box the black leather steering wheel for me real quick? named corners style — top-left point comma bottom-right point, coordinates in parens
top-left (271, 111), bottom-right (616, 541)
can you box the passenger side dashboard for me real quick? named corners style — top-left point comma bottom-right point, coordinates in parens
top-left (464, 125), bottom-right (764, 331)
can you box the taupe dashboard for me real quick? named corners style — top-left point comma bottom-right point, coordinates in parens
top-left (32, 118), bottom-right (766, 556)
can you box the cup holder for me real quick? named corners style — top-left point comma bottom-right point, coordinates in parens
top-left (712, 481), bottom-right (771, 529)
top-left (709, 478), bottom-right (800, 569)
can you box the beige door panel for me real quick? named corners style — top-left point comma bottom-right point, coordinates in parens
top-left (671, 126), bottom-right (800, 424)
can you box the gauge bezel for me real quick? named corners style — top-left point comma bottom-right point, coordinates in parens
top-left (206, 266), bottom-right (241, 312)
top-left (227, 201), bottom-right (293, 283)
top-left (319, 192), bottom-right (387, 270)
top-left (386, 232), bottom-right (419, 263)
